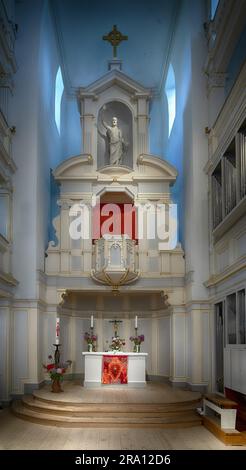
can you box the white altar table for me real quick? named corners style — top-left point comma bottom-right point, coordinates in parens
top-left (82, 351), bottom-right (148, 387)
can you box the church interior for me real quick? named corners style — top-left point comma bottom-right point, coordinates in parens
top-left (0, 0), bottom-right (246, 451)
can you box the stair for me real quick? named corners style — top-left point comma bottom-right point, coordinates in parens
top-left (12, 395), bottom-right (202, 428)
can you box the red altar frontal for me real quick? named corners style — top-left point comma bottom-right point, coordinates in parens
top-left (102, 355), bottom-right (128, 384)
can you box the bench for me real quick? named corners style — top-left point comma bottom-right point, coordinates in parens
top-left (203, 394), bottom-right (238, 429)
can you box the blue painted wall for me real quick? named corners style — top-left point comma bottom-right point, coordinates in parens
top-left (161, 4), bottom-right (192, 244)
top-left (37, 0), bottom-right (62, 258)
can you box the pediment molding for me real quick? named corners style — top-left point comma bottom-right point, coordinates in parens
top-left (78, 69), bottom-right (152, 100)
top-left (53, 154), bottom-right (93, 179)
top-left (53, 153), bottom-right (177, 183)
top-left (137, 154), bottom-right (178, 182)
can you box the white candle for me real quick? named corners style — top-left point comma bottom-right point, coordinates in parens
top-left (91, 315), bottom-right (94, 328)
top-left (135, 315), bottom-right (138, 329)
top-left (55, 317), bottom-right (60, 344)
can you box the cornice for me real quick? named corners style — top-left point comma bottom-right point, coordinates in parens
top-left (205, 256), bottom-right (246, 288)
top-left (0, 269), bottom-right (18, 287)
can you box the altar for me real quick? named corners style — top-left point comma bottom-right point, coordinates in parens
top-left (82, 352), bottom-right (148, 388)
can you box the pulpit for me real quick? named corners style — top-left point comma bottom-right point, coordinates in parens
top-left (82, 351), bottom-right (148, 387)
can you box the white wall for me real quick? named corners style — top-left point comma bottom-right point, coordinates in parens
top-left (164, 0), bottom-right (209, 299)
top-left (57, 314), bottom-right (171, 379)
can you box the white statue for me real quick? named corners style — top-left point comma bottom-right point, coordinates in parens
top-left (100, 115), bottom-right (127, 165)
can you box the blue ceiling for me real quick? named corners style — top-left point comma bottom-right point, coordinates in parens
top-left (52, 0), bottom-right (179, 91)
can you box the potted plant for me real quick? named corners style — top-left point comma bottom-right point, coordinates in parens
top-left (84, 332), bottom-right (97, 352)
top-left (43, 355), bottom-right (72, 392)
top-left (109, 336), bottom-right (125, 352)
top-left (129, 334), bottom-right (144, 353)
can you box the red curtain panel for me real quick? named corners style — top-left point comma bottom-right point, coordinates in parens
top-left (102, 355), bottom-right (128, 384)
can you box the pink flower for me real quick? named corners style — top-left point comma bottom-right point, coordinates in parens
top-left (56, 368), bottom-right (63, 374)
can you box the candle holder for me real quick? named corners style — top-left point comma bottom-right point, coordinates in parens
top-left (53, 343), bottom-right (61, 365)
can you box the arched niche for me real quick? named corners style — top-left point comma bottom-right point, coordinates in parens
top-left (97, 101), bottom-right (133, 169)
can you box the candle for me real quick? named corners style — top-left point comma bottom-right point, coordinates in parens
top-left (91, 315), bottom-right (94, 328)
top-left (55, 317), bottom-right (60, 344)
top-left (135, 315), bottom-right (138, 329)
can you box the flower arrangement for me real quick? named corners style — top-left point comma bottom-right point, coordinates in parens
top-left (130, 334), bottom-right (144, 352)
top-left (110, 336), bottom-right (125, 352)
top-left (84, 332), bottom-right (97, 351)
top-left (43, 355), bottom-right (72, 381)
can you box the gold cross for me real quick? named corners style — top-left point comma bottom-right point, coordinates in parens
top-left (103, 25), bottom-right (128, 59)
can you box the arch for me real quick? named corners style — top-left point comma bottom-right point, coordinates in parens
top-left (55, 66), bottom-right (64, 134)
top-left (165, 64), bottom-right (176, 138)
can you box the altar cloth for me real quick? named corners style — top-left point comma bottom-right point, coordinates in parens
top-left (102, 354), bottom-right (128, 384)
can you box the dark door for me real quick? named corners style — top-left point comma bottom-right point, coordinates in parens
top-left (215, 302), bottom-right (224, 393)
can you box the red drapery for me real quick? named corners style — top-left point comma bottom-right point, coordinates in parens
top-left (92, 203), bottom-right (137, 243)
top-left (102, 355), bottom-right (128, 384)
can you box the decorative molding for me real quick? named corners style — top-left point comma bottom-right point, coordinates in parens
top-left (59, 307), bottom-right (171, 318)
top-left (205, 256), bottom-right (246, 288)
top-left (57, 289), bottom-right (69, 307)
top-left (57, 199), bottom-right (74, 210)
top-left (78, 69), bottom-right (152, 100)
top-left (0, 2), bottom-right (17, 76)
top-left (212, 197), bottom-right (246, 242)
top-left (207, 71), bottom-right (227, 93)
top-left (0, 269), bottom-right (18, 286)
top-left (53, 154), bottom-right (93, 180)
top-left (137, 153), bottom-right (178, 182)
top-left (185, 301), bottom-right (211, 312)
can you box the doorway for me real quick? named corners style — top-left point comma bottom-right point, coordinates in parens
top-left (215, 301), bottom-right (224, 393)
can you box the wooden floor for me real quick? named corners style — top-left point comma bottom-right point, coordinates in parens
top-left (5, 383), bottom-right (246, 448)
top-left (33, 381), bottom-right (202, 404)
top-left (1, 408), bottom-right (246, 450)
top-left (12, 382), bottom-right (203, 428)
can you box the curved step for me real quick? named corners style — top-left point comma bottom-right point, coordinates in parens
top-left (32, 391), bottom-right (201, 409)
top-left (22, 395), bottom-right (201, 416)
top-left (12, 401), bottom-right (202, 428)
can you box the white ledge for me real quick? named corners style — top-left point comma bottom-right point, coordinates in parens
top-left (82, 351), bottom-right (148, 356)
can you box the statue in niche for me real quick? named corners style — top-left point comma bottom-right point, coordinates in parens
top-left (98, 109), bottom-right (128, 165)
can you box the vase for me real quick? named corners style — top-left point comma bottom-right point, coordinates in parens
top-left (134, 344), bottom-right (140, 353)
top-left (51, 378), bottom-right (63, 393)
top-left (88, 343), bottom-right (93, 352)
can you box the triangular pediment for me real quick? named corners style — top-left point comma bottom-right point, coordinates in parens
top-left (78, 69), bottom-right (152, 99)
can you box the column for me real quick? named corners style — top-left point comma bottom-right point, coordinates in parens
top-left (96, 295), bottom-right (104, 351)
top-left (137, 97), bottom-right (149, 155)
top-left (151, 315), bottom-right (158, 376)
top-left (169, 308), bottom-right (186, 386)
top-left (207, 72), bottom-right (227, 128)
top-left (0, 304), bottom-right (11, 403)
top-left (58, 200), bottom-right (71, 273)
